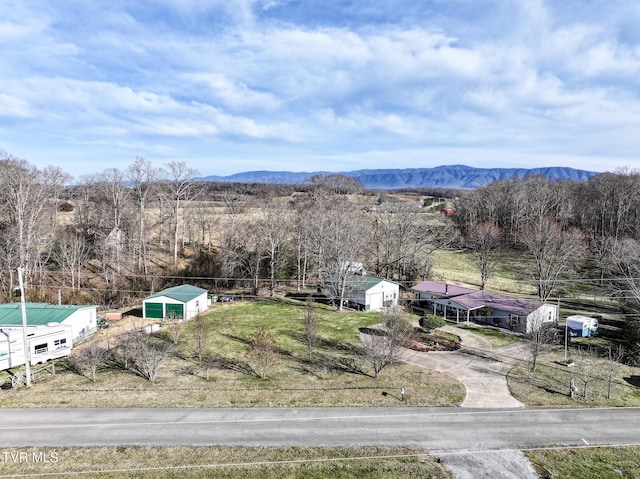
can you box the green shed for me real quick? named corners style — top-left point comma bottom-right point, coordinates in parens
top-left (142, 285), bottom-right (209, 320)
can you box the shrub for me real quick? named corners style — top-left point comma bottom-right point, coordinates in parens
top-left (419, 314), bottom-right (446, 332)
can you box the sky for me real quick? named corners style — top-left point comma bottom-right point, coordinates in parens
top-left (1, 0), bottom-right (640, 179)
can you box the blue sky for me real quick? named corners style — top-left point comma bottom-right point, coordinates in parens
top-left (1, 0), bottom-right (639, 178)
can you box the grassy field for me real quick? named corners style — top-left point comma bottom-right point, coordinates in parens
top-left (431, 250), bottom-right (538, 296)
top-left (526, 446), bottom-right (640, 479)
top-left (0, 446), bottom-right (452, 479)
top-left (0, 299), bottom-right (465, 408)
top-left (507, 348), bottom-right (640, 407)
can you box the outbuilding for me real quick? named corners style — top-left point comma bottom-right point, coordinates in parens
top-left (143, 284), bottom-right (210, 320)
top-left (0, 303), bottom-right (97, 342)
top-left (327, 274), bottom-right (400, 311)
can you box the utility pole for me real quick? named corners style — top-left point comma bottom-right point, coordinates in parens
top-left (17, 267), bottom-right (31, 386)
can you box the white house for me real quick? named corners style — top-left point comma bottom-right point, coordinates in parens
top-left (410, 281), bottom-right (558, 333)
top-left (0, 303), bottom-right (97, 342)
top-left (328, 275), bottom-right (400, 311)
top-left (0, 324), bottom-right (73, 371)
top-left (143, 284), bottom-right (210, 320)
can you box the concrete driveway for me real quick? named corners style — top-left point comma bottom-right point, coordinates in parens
top-left (402, 325), bottom-right (528, 408)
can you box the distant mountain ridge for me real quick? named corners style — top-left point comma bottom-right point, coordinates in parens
top-left (198, 164), bottom-right (599, 189)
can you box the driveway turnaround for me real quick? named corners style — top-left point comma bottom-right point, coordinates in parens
top-left (402, 326), bottom-right (527, 408)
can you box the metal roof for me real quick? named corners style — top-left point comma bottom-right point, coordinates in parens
top-left (451, 291), bottom-right (541, 316)
top-left (411, 280), bottom-right (543, 315)
top-left (144, 284), bottom-right (208, 303)
top-left (410, 281), bottom-right (476, 297)
top-left (0, 303), bottom-right (95, 327)
top-left (343, 275), bottom-right (399, 291)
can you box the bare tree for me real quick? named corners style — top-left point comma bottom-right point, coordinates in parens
top-left (163, 161), bottom-right (200, 268)
top-left (164, 319), bottom-right (186, 344)
top-left (604, 345), bottom-right (625, 399)
top-left (465, 221), bottom-right (504, 290)
top-left (575, 346), bottom-right (598, 402)
top-left (73, 343), bottom-right (109, 381)
top-left (314, 196), bottom-right (368, 311)
top-left (0, 154), bottom-right (61, 279)
top-left (302, 300), bottom-right (320, 362)
top-left (521, 216), bottom-right (586, 302)
top-left (368, 202), bottom-right (444, 282)
top-left (306, 173), bottom-right (365, 195)
top-left (360, 307), bottom-right (412, 378)
top-left (193, 314), bottom-right (209, 365)
top-left (255, 198), bottom-right (291, 296)
top-left (246, 328), bottom-right (279, 380)
top-left (127, 157), bottom-right (160, 279)
top-left (131, 337), bottom-right (171, 381)
top-left (526, 310), bottom-right (556, 375)
top-left (93, 168), bottom-right (132, 275)
top-left (54, 229), bottom-right (89, 292)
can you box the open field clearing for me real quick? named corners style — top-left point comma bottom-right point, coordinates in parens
top-left (0, 300), bottom-right (465, 408)
top-left (0, 446), bottom-right (451, 479)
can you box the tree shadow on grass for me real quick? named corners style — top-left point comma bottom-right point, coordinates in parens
top-left (623, 375), bottom-right (640, 388)
top-left (280, 330), bottom-right (360, 357)
top-left (207, 354), bottom-right (258, 378)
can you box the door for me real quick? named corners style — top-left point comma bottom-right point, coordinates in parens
top-left (145, 302), bottom-right (163, 319)
top-left (165, 303), bottom-right (184, 320)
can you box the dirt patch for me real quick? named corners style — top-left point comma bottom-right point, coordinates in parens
top-left (405, 329), bottom-right (461, 352)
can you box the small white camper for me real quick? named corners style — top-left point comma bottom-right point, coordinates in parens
top-left (566, 315), bottom-right (598, 338)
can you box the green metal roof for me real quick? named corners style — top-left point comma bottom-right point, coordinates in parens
top-left (144, 284), bottom-right (207, 303)
top-left (344, 275), bottom-right (399, 291)
top-left (0, 303), bottom-right (94, 327)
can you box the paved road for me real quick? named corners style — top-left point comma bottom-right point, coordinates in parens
top-left (1, 407), bottom-right (639, 451)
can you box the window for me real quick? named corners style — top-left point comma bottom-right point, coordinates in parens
top-left (34, 343), bottom-right (48, 354)
top-left (54, 338), bottom-right (67, 348)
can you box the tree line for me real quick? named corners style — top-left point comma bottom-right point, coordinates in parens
top-left (2, 150), bottom-right (640, 324)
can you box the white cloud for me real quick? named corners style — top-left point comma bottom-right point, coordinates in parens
top-left (1, 0), bottom-right (640, 176)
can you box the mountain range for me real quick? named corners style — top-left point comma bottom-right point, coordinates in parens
top-left (198, 164), bottom-right (600, 190)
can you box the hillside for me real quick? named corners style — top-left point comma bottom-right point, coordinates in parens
top-left (199, 164), bottom-right (599, 189)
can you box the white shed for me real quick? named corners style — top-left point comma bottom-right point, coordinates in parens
top-left (143, 285), bottom-right (209, 320)
top-left (328, 275), bottom-right (400, 311)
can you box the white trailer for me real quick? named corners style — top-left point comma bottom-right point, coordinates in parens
top-left (0, 324), bottom-right (73, 371)
top-left (566, 315), bottom-right (598, 338)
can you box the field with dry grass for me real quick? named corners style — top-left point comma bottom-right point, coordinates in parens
top-left (0, 446), bottom-right (452, 479)
top-left (0, 299), bottom-right (465, 408)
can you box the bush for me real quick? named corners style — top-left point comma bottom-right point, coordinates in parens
top-left (419, 314), bottom-right (446, 332)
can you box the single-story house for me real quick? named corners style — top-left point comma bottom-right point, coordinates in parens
top-left (327, 274), bottom-right (400, 311)
top-left (0, 303), bottom-right (97, 342)
top-left (0, 323), bottom-right (73, 371)
top-left (143, 284), bottom-right (210, 320)
top-left (410, 281), bottom-right (557, 334)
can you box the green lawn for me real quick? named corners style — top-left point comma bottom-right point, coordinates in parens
top-left (454, 325), bottom-right (521, 349)
top-left (0, 299), bottom-right (465, 408)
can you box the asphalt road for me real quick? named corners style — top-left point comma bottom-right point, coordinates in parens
top-left (1, 407), bottom-right (639, 452)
